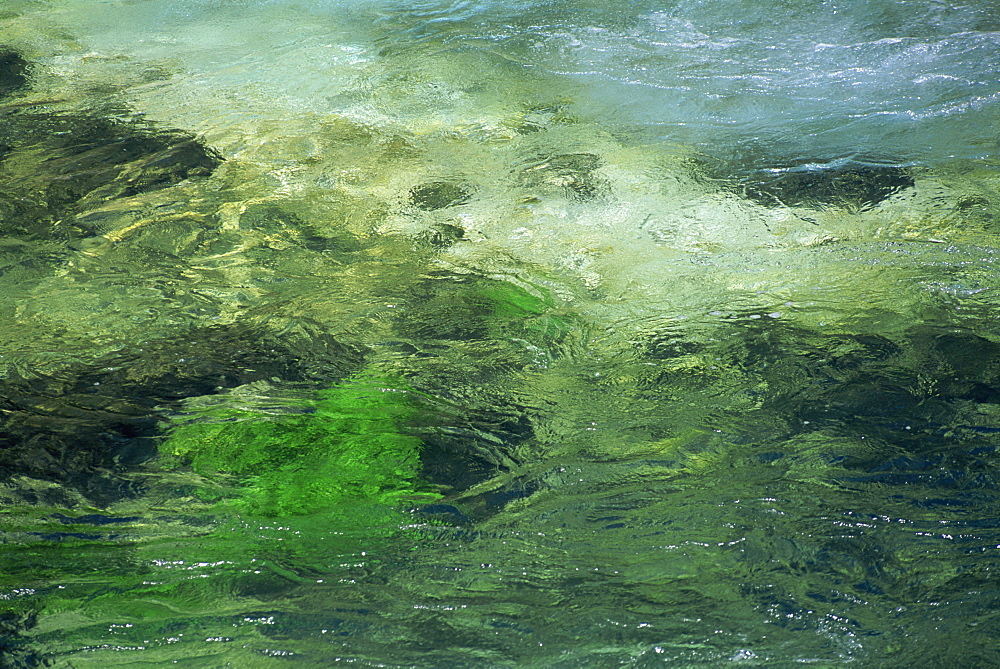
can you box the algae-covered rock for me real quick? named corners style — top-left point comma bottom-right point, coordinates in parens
top-left (0, 322), bottom-right (365, 506)
top-left (162, 372), bottom-right (440, 517)
top-left (0, 607), bottom-right (44, 669)
top-left (393, 274), bottom-right (572, 346)
top-left (0, 112), bottom-right (223, 239)
top-left (409, 180), bottom-right (472, 210)
top-left (0, 50), bottom-right (223, 240)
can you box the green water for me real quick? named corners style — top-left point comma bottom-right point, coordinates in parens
top-left (2, 1), bottom-right (1000, 666)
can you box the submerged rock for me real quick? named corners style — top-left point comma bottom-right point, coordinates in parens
top-left (0, 608), bottom-right (44, 669)
top-left (415, 221), bottom-right (466, 248)
top-left (0, 47), bottom-right (29, 98)
top-left (519, 152), bottom-right (605, 200)
top-left (0, 322), bottom-right (365, 506)
top-left (0, 112), bottom-right (223, 238)
top-left (739, 159), bottom-right (915, 210)
top-left (641, 317), bottom-right (1000, 462)
top-left (409, 180), bottom-right (472, 210)
top-left (0, 50), bottom-right (223, 240)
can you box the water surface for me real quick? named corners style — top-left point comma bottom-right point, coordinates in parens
top-left (1, 1), bottom-right (1000, 666)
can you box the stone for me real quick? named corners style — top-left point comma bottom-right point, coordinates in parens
top-left (740, 160), bottom-right (915, 210)
top-left (0, 48), bottom-right (29, 98)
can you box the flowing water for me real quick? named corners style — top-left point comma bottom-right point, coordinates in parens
top-left (2, 0), bottom-right (1000, 666)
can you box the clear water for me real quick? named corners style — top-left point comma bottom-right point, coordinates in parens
top-left (1, 0), bottom-right (1000, 666)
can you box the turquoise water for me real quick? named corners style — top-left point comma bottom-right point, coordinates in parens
top-left (1, 1), bottom-right (1000, 666)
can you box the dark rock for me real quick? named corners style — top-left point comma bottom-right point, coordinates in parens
top-left (415, 222), bottom-right (465, 248)
top-left (417, 405), bottom-right (533, 491)
top-left (642, 318), bottom-right (1000, 475)
top-left (740, 159), bottom-right (914, 210)
top-left (240, 203), bottom-right (366, 256)
top-left (239, 203), bottom-right (305, 233)
top-left (0, 322), bottom-right (366, 505)
top-left (0, 608), bottom-right (46, 669)
top-left (446, 474), bottom-right (542, 522)
top-left (411, 503), bottom-right (471, 525)
top-left (393, 277), bottom-right (494, 342)
top-left (0, 48), bottom-right (29, 98)
top-left (0, 112), bottom-right (223, 239)
top-left (409, 181), bottom-right (472, 210)
top-left (0, 50), bottom-right (222, 239)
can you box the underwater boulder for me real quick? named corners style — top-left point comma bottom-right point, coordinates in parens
top-left (239, 201), bottom-right (369, 256)
top-left (0, 47), bottom-right (29, 98)
top-left (0, 322), bottom-right (366, 506)
top-left (0, 112), bottom-right (223, 238)
top-left (0, 50), bottom-right (223, 240)
top-left (384, 275), bottom-right (563, 492)
top-left (0, 608), bottom-right (44, 669)
top-left (738, 158), bottom-right (915, 210)
top-left (409, 180), bottom-right (472, 210)
top-left (414, 221), bottom-right (466, 249)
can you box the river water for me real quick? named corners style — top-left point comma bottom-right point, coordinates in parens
top-left (1, 1), bottom-right (1000, 666)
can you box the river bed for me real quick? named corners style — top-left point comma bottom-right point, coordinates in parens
top-left (1, 1), bottom-right (1000, 666)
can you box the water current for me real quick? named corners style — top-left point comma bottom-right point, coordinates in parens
top-left (2, 0), bottom-right (1000, 666)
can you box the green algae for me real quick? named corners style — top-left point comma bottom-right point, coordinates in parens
top-left (480, 282), bottom-right (551, 319)
top-left (478, 280), bottom-right (578, 343)
top-left (154, 278), bottom-right (573, 522)
top-left (161, 373), bottom-right (440, 518)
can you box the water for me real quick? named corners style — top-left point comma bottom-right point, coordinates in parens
top-left (1, 0), bottom-right (1000, 666)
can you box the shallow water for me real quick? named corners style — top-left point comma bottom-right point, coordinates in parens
top-left (1, 0), bottom-right (1000, 666)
